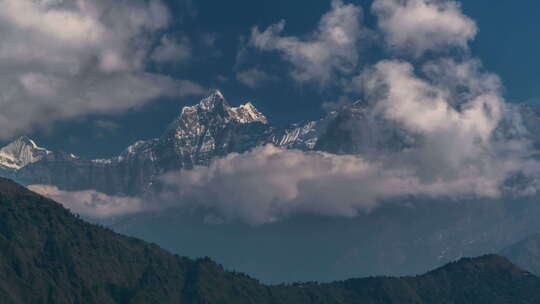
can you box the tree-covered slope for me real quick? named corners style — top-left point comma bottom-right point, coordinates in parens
top-left (0, 178), bottom-right (539, 303)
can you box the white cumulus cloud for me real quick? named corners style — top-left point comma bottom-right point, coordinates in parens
top-left (372, 0), bottom-right (477, 56)
top-left (0, 0), bottom-right (204, 139)
top-left (356, 59), bottom-right (537, 187)
top-left (249, 0), bottom-right (366, 86)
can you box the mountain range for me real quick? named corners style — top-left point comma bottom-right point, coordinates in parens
top-left (2, 90), bottom-right (539, 196)
top-left (0, 91), bottom-right (332, 195)
top-left (1, 177), bottom-right (540, 304)
top-left (3, 91), bottom-right (540, 283)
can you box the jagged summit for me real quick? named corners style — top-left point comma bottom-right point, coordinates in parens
top-left (7, 136), bottom-right (39, 149)
top-left (180, 90), bottom-right (267, 125)
top-left (180, 90), bottom-right (229, 116)
top-left (155, 90), bottom-right (274, 169)
top-left (0, 136), bottom-right (51, 170)
top-left (197, 89), bottom-right (227, 112)
top-left (227, 102), bottom-right (268, 124)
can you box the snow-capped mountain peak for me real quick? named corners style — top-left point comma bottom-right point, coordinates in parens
top-left (0, 136), bottom-right (51, 170)
top-left (227, 102), bottom-right (268, 124)
top-left (178, 90), bottom-right (267, 125)
top-left (198, 89), bottom-right (227, 111)
top-left (179, 90), bottom-right (227, 117)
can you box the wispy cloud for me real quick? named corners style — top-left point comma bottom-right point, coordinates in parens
top-left (151, 35), bottom-right (192, 64)
top-left (249, 0), bottom-right (367, 86)
top-left (236, 68), bottom-right (276, 89)
top-left (28, 185), bottom-right (146, 219)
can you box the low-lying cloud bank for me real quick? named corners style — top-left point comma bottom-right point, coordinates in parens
top-left (28, 185), bottom-right (145, 219)
top-left (29, 125), bottom-right (540, 225)
top-left (160, 125), bottom-right (538, 226)
top-left (161, 145), bottom-right (512, 225)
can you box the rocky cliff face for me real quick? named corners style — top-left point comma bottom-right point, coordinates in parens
top-left (153, 90), bottom-right (274, 171)
top-left (0, 136), bottom-right (52, 171)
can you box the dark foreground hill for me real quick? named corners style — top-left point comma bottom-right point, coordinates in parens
top-left (0, 178), bottom-right (539, 304)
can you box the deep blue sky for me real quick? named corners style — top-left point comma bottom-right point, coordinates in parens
top-left (13, 0), bottom-right (540, 158)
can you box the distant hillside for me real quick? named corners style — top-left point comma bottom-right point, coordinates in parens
top-left (501, 233), bottom-right (540, 276)
top-left (0, 178), bottom-right (539, 303)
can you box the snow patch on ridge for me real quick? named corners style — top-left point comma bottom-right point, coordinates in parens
top-left (0, 136), bottom-right (51, 170)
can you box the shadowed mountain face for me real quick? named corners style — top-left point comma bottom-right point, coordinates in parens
top-left (0, 178), bottom-right (540, 303)
top-left (502, 233), bottom-right (540, 276)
